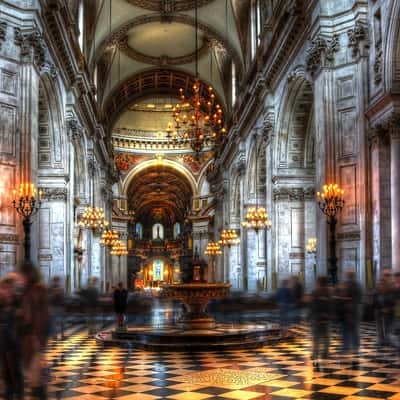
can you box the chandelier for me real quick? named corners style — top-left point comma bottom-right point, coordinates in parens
top-left (110, 240), bottom-right (129, 256)
top-left (205, 241), bottom-right (223, 256)
top-left (219, 229), bottom-right (240, 248)
top-left (306, 238), bottom-right (317, 254)
top-left (242, 207), bottom-right (272, 233)
top-left (100, 228), bottom-right (119, 247)
top-left (79, 207), bottom-right (108, 231)
top-left (165, 0), bottom-right (226, 154)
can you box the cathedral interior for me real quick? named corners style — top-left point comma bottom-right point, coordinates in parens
top-left (2, 0), bottom-right (400, 399)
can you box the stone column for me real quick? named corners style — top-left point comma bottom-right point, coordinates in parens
top-left (390, 126), bottom-right (400, 268)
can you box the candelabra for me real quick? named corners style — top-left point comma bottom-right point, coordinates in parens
top-left (242, 207), bottom-right (272, 233)
top-left (79, 206), bottom-right (108, 231)
top-left (110, 240), bottom-right (128, 282)
top-left (12, 183), bottom-right (42, 261)
top-left (317, 184), bottom-right (345, 284)
top-left (205, 241), bottom-right (222, 282)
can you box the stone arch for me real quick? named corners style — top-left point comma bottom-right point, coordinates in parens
top-left (275, 76), bottom-right (314, 172)
top-left (385, 0), bottom-right (400, 92)
top-left (38, 74), bottom-right (65, 170)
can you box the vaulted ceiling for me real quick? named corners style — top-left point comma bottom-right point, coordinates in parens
top-left (127, 165), bottom-right (194, 224)
top-left (91, 0), bottom-right (246, 128)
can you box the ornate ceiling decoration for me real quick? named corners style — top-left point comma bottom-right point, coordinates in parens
top-left (120, 36), bottom-right (210, 66)
top-left (125, 0), bottom-right (215, 12)
top-left (103, 69), bottom-right (225, 130)
top-left (97, 14), bottom-right (240, 72)
top-left (127, 165), bottom-right (193, 222)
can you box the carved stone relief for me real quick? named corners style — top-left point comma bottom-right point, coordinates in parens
top-left (347, 20), bottom-right (369, 57)
top-left (306, 34), bottom-right (340, 75)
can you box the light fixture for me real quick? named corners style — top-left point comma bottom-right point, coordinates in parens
top-left (219, 229), bottom-right (240, 248)
top-left (100, 228), bottom-right (119, 247)
top-left (242, 135), bottom-right (272, 233)
top-left (316, 183), bottom-right (345, 284)
top-left (205, 241), bottom-right (223, 256)
top-left (306, 238), bottom-right (317, 254)
top-left (165, 0), bottom-right (227, 154)
top-left (110, 239), bottom-right (129, 256)
top-left (79, 207), bottom-right (108, 231)
top-left (12, 183), bottom-right (42, 261)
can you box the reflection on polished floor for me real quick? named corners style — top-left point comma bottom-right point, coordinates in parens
top-left (42, 305), bottom-right (400, 400)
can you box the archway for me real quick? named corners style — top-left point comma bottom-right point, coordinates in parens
top-left (274, 76), bottom-right (316, 289)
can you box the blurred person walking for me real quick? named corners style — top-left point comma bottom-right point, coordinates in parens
top-left (19, 261), bottom-right (50, 399)
top-left (49, 276), bottom-right (65, 340)
top-left (290, 275), bottom-right (304, 324)
top-left (0, 276), bottom-right (24, 400)
top-left (310, 276), bottom-right (332, 366)
top-left (335, 270), bottom-right (363, 359)
top-left (85, 277), bottom-right (99, 335)
top-left (113, 282), bottom-right (128, 329)
top-left (374, 269), bottom-right (395, 346)
top-left (277, 279), bottom-right (292, 337)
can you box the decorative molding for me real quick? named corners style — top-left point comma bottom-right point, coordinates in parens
top-left (306, 34), bottom-right (340, 76)
top-left (67, 118), bottom-right (84, 142)
top-left (289, 252), bottom-right (305, 259)
top-left (262, 111), bottom-right (275, 143)
top-left (39, 187), bottom-right (68, 201)
top-left (273, 187), bottom-right (315, 201)
top-left (347, 20), bottom-right (369, 57)
top-left (39, 254), bottom-right (53, 261)
top-left (0, 233), bottom-right (19, 244)
top-left (0, 21), bottom-right (7, 50)
top-left (235, 151), bottom-right (246, 176)
top-left (125, 0), bottom-right (214, 12)
top-left (337, 231), bottom-right (361, 241)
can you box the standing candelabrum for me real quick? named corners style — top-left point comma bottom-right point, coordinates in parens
top-left (205, 241), bottom-right (222, 282)
top-left (306, 238), bottom-right (317, 281)
top-left (110, 240), bottom-right (128, 282)
top-left (317, 184), bottom-right (345, 285)
top-left (12, 183), bottom-right (42, 261)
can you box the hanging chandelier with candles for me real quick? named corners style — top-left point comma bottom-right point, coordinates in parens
top-left (165, 0), bottom-right (226, 154)
top-left (100, 228), bottom-right (119, 247)
top-left (79, 207), bottom-right (108, 231)
top-left (205, 241), bottom-right (223, 256)
top-left (219, 229), bottom-right (240, 248)
top-left (110, 240), bottom-right (129, 256)
top-left (316, 184), bottom-right (345, 217)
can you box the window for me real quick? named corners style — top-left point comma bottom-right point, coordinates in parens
top-left (78, 1), bottom-right (84, 51)
top-left (152, 223), bottom-right (164, 240)
top-left (173, 223), bottom-right (181, 239)
top-left (250, 0), bottom-right (261, 59)
top-left (135, 223), bottom-right (143, 240)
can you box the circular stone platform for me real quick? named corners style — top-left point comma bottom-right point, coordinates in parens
top-left (95, 323), bottom-right (282, 351)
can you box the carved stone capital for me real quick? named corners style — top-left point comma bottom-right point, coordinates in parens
top-left (14, 27), bottom-right (47, 70)
top-left (0, 21), bottom-right (7, 50)
top-left (39, 187), bottom-right (68, 201)
top-left (67, 119), bottom-right (84, 142)
top-left (306, 34), bottom-right (340, 76)
top-left (347, 20), bottom-right (369, 57)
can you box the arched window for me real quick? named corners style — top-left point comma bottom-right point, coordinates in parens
top-left (135, 223), bottom-right (143, 239)
top-left (78, 0), bottom-right (84, 51)
top-left (250, 0), bottom-right (261, 59)
top-left (152, 223), bottom-right (164, 240)
top-left (173, 222), bottom-right (181, 239)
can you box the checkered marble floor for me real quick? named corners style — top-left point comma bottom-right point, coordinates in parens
top-left (41, 322), bottom-right (400, 400)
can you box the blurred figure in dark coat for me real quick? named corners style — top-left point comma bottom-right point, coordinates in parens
top-left (49, 276), bottom-right (65, 340)
top-left (277, 279), bottom-right (292, 337)
top-left (113, 282), bottom-right (128, 329)
top-left (310, 276), bottom-right (332, 366)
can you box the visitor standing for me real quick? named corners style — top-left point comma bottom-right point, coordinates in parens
top-left (0, 275), bottom-right (24, 400)
top-left (310, 276), bottom-right (332, 366)
top-left (113, 282), bottom-right (128, 329)
top-left (20, 261), bottom-right (50, 399)
top-left (277, 279), bottom-right (292, 337)
top-left (49, 276), bottom-right (65, 340)
top-left (85, 277), bottom-right (99, 335)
